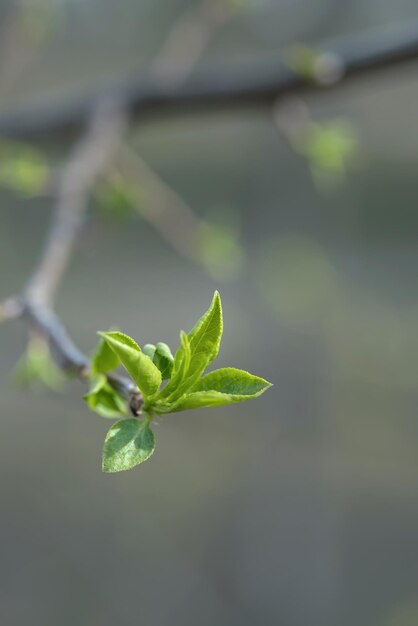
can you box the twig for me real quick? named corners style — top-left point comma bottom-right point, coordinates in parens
top-left (26, 100), bottom-right (127, 307)
top-left (112, 145), bottom-right (205, 262)
top-left (1, 1), bottom-right (228, 414)
top-left (105, 0), bottom-right (227, 265)
top-left (1, 100), bottom-right (143, 413)
top-left (1, 20), bottom-right (418, 139)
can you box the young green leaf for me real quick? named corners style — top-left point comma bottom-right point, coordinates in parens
top-left (157, 330), bottom-right (191, 400)
top-left (143, 344), bottom-right (156, 360)
top-left (91, 335), bottom-right (120, 375)
top-left (171, 367), bottom-right (272, 412)
top-left (160, 291), bottom-right (223, 402)
top-left (102, 418), bottom-right (155, 473)
top-left (171, 331), bottom-right (190, 380)
top-left (193, 367), bottom-right (271, 396)
top-left (84, 375), bottom-right (126, 418)
top-left (98, 331), bottom-right (161, 397)
top-left (187, 290), bottom-right (223, 371)
top-left (153, 342), bottom-right (174, 380)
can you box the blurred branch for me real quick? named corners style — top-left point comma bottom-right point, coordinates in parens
top-left (26, 100), bottom-right (126, 307)
top-left (1, 1), bottom-right (233, 410)
top-left (0, 100), bottom-right (141, 410)
top-left (112, 145), bottom-right (204, 262)
top-left (104, 0), bottom-right (226, 266)
top-left (1, 20), bottom-right (418, 139)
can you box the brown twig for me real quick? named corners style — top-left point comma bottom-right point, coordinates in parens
top-left (112, 145), bottom-right (205, 262)
top-left (106, 0), bottom-right (227, 265)
top-left (26, 100), bottom-right (127, 307)
top-left (1, 99), bottom-right (142, 413)
top-left (0, 2), bottom-right (230, 414)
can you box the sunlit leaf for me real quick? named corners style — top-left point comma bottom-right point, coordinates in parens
top-left (102, 418), bottom-right (155, 473)
top-left (161, 292), bottom-right (223, 402)
top-left (171, 367), bottom-right (271, 411)
top-left (187, 290), bottom-right (223, 370)
top-left (99, 331), bottom-right (161, 397)
top-left (193, 367), bottom-right (271, 396)
top-left (91, 335), bottom-right (120, 375)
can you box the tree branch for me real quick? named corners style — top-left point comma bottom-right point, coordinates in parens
top-left (25, 100), bottom-right (127, 307)
top-left (1, 100), bottom-right (143, 413)
top-left (112, 145), bottom-right (205, 263)
top-left (0, 20), bottom-right (418, 139)
top-left (2, 18), bottom-right (418, 419)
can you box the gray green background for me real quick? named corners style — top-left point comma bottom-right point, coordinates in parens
top-left (0, 1), bottom-right (417, 625)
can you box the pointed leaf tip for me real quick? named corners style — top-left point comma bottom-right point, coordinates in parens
top-left (171, 367), bottom-right (272, 412)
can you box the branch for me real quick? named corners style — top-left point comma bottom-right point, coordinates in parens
top-left (25, 99), bottom-right (127, 307)
top-left (1, 20), bottom-right (418, 139)
top-left (105, 3), bottom-right (220, 266)
top-left (1, 100), bottom-right (143, 414)
top-left (112, 145), bottom-right (205, 263)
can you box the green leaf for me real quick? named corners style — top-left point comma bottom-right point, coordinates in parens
top-left (102, 418), bottom-right (155, 473)
top-left (91, 335), bottom-right (120, 375)
top-left (142, 342), bottom-right (174, 380)
top-left (171, 367), bottom-right (272, 412)
top-left (84, 375), bottom-right (127, 418)
top-left (143, 344), bottom-right (156, 360)
top-left (193, 367), bottom-right (271, 396)
top-left (153, 342), bottom-right (174, 380)
top-left (171, 331), bottom-right (190, 379)
top-left (188, 290), bottom-right (223, 370)
top-left (98, 331), bottom-right (161, 397)
top-left (157, 330), bottom-right (191, 400)
top-left (160, 291), bottom-right (223, 402)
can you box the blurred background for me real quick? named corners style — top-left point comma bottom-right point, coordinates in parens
top-left (1, 1), bottom-right (418, 625)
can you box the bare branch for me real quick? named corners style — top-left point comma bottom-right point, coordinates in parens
top-left (26, 100), bottom-right (127, 307)
top-left (1, 21), bottom-right (418, 139)
top-left (112, 145), bottom-right (204, 263)
top-left (1, 100), bottom-right (141, 413)
top-left (104, 0), bottom-right (225, 266)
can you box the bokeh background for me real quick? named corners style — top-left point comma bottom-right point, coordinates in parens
top-left (1, 1), bottom-right (418, 625)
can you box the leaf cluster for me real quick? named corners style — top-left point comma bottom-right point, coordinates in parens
top-left (85, 292), bottom-right (271, 473)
